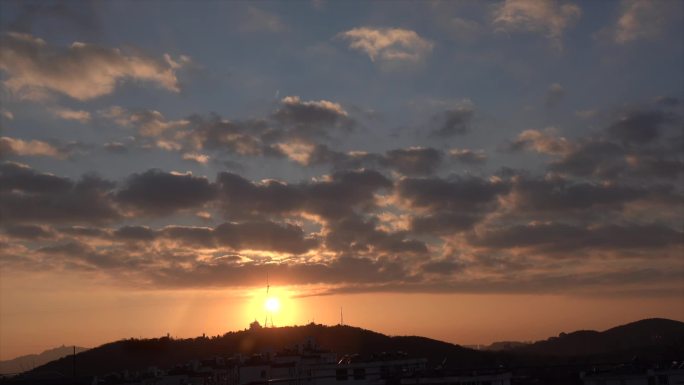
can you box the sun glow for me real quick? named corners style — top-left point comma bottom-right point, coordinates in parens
top-left (241, 286), bottom-right (301, 327)
top-left (265, 297), bottom-right (280, 313)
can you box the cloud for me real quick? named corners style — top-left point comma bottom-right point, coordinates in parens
top-left (217, 168), bottom-right (391, 220)
top-left (545, 83), bottom-right (564, 107)
top-left (102, 107), bottom-right (189, 137)
top-left (381, 147), bottom-right (443, 175)
top-left (2, 224), bottom-right (54, 240)
top-left (0, 162), bottom-right (119, 224)
top-left (103, 142), bottom-right (128, 154)
top-left (324, 214), bottom-right (428, 255)
top-left (431, 100), bottom-right (475, 136)
top-left (449, 148), bottom-right (487, 164)
top-left (438, 16), bottom-right (483, 43)
top-left (338, 27), bottom-right (434, 64)
top-left (397, 176), bottom-right (509, 234)
top-left (182, 152), bottom-right (210, 164)
top-left (492, 0), bottom-right (581, 49)
top-left (274, 143), bottom-right (445, 176)
top-left (51, 107), bottom-right (91, 122)
top-left (611, 0), bottom-right (679, 44)
top-left (116, 169), bottom-right (217, 216)
top-left (0, 136), bottom-right (64, 158)
top-left (507, 176), bottom-right (644, 215)
top-left (606, 109), bottom-right (675, 144)
top-left (239, 6), bottom-right (287, 33)
top-left (509, 128), bottom-right (574, 155)
top-left (0, 109), bottom-right (14, 120)
top-left (470, 222), bottom-right (683, 254)
top-left (214, 221), bottom-right (317, 254)
top-left (272, 96), bottom-right (354, 139)
top-left (183, 97), bottom-right (354, 162)
top-left (2, 119), bottom-right (681, 297)
top-left (512, 104), bottom-right (684, 180)
top-left (0, 32), bottom-right (187, 100)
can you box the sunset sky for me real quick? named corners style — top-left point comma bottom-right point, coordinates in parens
top-left (1, 0), bottom-right (683, 360)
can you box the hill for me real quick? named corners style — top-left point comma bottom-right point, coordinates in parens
top-left (24, 319), bottom-right (684, 378)
top-left (27, 324), bottom-right (494, 377)
top-left (0, 346), bottom-right (88, 375)
top-left (515, 318), bottom-right (684, 357)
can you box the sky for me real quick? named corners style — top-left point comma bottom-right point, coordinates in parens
top-left (0, 0), bottom-right (683, 360)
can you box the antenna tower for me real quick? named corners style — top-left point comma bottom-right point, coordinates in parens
top-left (264, 272), bottom-right (273, 327)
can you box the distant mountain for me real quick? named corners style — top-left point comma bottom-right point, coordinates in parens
top-left (0, 345), bottom-right (88, 375)
top-left (514, 318), bottom-right (684, 357)
top-left (481, 341), bottom-right (531, 351)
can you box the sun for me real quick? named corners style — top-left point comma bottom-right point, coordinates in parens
top-left (265, 297), bottom-right (280, 313)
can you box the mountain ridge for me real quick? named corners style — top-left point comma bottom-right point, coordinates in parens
top-left (0, 345), bottom-right (88, 375)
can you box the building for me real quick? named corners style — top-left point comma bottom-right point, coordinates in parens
top-left (581, 363), bottom-right (684, 385)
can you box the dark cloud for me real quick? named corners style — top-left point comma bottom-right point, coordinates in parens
top-left (548, 140), bottom-right (625, 178)
top-left (297, 145), bottom-right (444, 176)
top-left (159, 226), bottom-right (214, 247)
top-left (431, 103), bottom-right (475, 136)
top-left (398, 176), bottom-right (509, 235)
top-left (302, 169), bottom-right (392, 219)
top-left (606, 109), bottom-right (676, 145)
top-left (0, 162), bottom-right (72, 193)
top-left (398, 176), bottom-right (508, 212)
top-left (271, 96), bottom-right (354, 139)
top-left (214, 221), bottom-right (316, 254)
top-left (0, 162), bottom-right (118, 224)
top-left (421, 258), bottom-right (464, 275)
top-left (185, 115), bottom-right (271, 156)
top-left (509, 177), bottom-right (643, 213)
top-left (410, 213), bottom-right (482, 234)
top-left (113, 225), bottom-right (157, 241)
top-left (177, 97), bottom-right (355, 164)
top-left (106, 221), bottom-right (317, 254)
top-left (382, 147), bottom-right (443, 175)
top-left (324, 215), bottom-right (428, 255)
top-left (470, 222), bottom-right (683, 254)
top-left (217, 168), bottom-right (391, 220)
top-left (2, 224), bottom-right (54, 240)
top-left (217, 172), bottom-right (303, 218)
top-left (116, 169), bottom-right (217, 215)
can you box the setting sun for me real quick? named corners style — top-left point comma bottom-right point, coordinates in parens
top-left (265, 297), bottom-right (281, 313)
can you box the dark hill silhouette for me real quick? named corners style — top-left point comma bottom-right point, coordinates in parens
top-left (0, 345), bottom-right (88, 375)
top-left (27, 324), bottom-right (493, 377)
top-left (515, 318), bottom-right (684, 357)
top-left (24, 319), bottom-right (684, 378)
